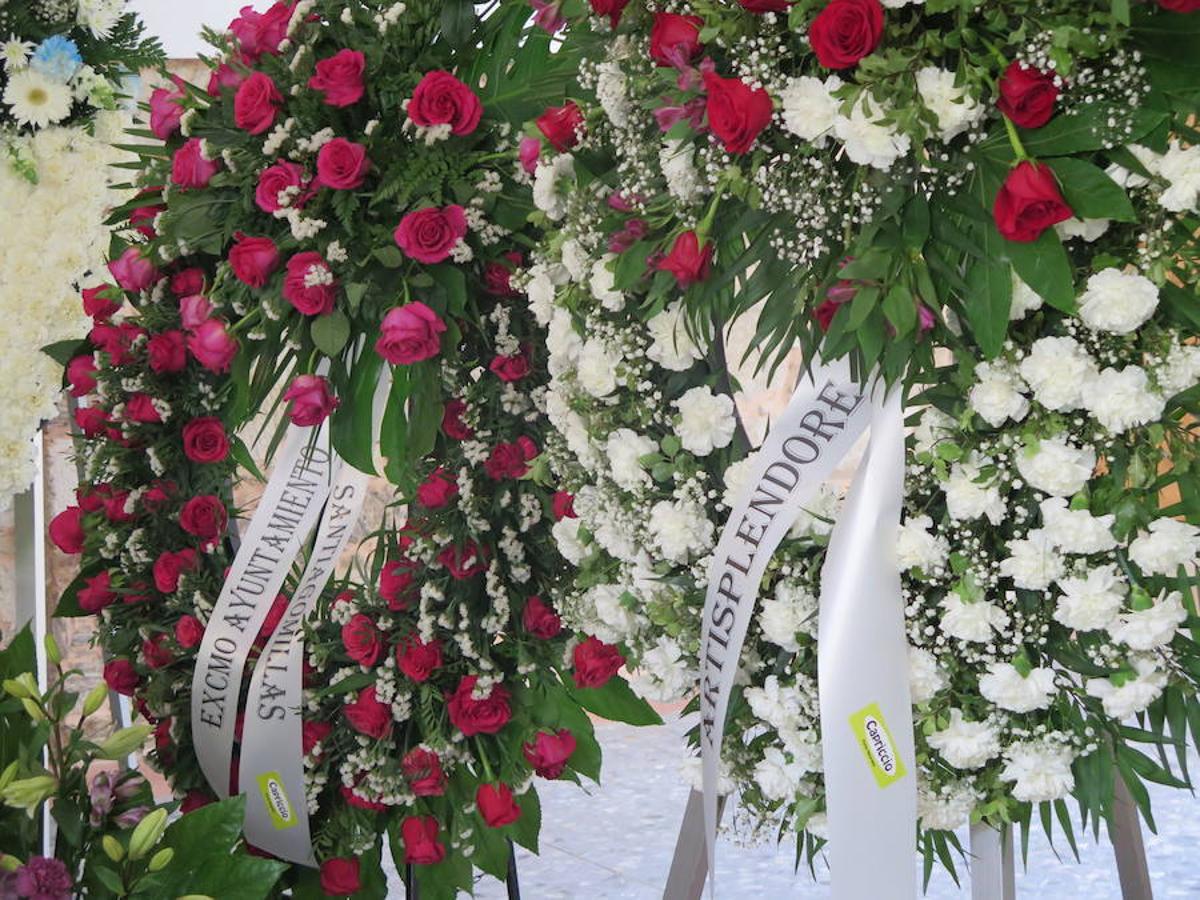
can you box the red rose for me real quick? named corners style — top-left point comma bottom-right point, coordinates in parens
top-left (319, 857), bottom-right (361, 896)
top-left (484, 439), bottom-right (538, 480)
top-left (447, 675), bottom-right (511, 736)
top-left (67, 356), bottom-right (97, 397)
top-left (523, 729), bottom-right (577, 779)
top-left (375, 302), bottom-right (447, 364)
top-left (589, 0), bottom-right (630, 27)
top-left (341, 614), bottom-right (383, 666)
top-left (153, 548), bottom-right (198, 593)
top-left (188, 319), bottom-right (238, 373)
top-left (441, 398), bottom-right (473, 439)
top-left (488, 347), bottom-right (531, 383)
top-left (302, 719), bottom-right (332, 756)
top-left (379, 558), bottom-right (418, 609)
top-left (108, 247), bottom-right (159, 293)
top-left (171, 138), bottom-right (220, 189)
top-left (704, 72), bottom-right (773, 155)
top-left (149, 81), bottom-right (185, 140)
top-left (256, 593), bottom-right (290, 644)
top-left (255, 161), bottom-right (313, 213)
top-left (408, 70), bottom-right (483, 135)
top-left (77, 485), bottom-right (109, 513)
top-left (341, 781), bottom-right (388, 811)
top-left (175, 614), bottom-right (205, 648)
top-left (308, 49), bottom-right (366, 107)
top-left (207, 63), bottom-right (244, 95)
top-left (179, 495), bottom-right (228, 548)
top-left (180, 790), bottom-right (213, 813)
top-left (343, 685), bottom-right (391, 738)
top-left (283, 251), bottom-right (338, 315)
top-left (49, 506), bottom-right (85, 554)
top-left (437, 541), bottom-right (487, 580)
top-left (993, 161), bottom-right (1073, 243)
top-left (522, 596), bottom-right (562, 639)
top-left (401, 816), bottom-right (446, 865)
top-left (649, 13), bottom-right (704, 68)
top-left (142, 634), bottom-right (173, 670)
top-left (808, 0), bottom-right (884, 70)
top-left (103, 491), bottom-right (134, 524)
top-left (130, 203), bottom-right (164, 239)
top-left (182, 417), bottom-right (230, 463)
top-left (90, 322), bottom-right (142, 367)
top-left (179, 295), bottom-right (212, 329)
top-left (394, 205), bottom-right (468, 264)
top-left (573, 636), bottom-right (625, 688)
top-left (997, 62), bottom-right (1060, 130)
top-left (416, 467), bottom-right (458, 508)
top-left (740, 0), bottom-right (792, 11)
top-left (1159, 0), bottom-right (1200, 10)
top-left (283, 375), bottom-right (339, 426)
top-left (103, 658), bottom-right (139, 696)
top-left (171, 268), bottom-right (206, 297)
top-left (142, 481), bottom-right (176, 512)
top-left (535, 101), bottom-right (585, 152)
top-left (229, 2), bottom-right (291, 61)
top-left (229, 234), bottom-right (281, 288)
top-left (476, 783), bottom-right (521, 827)
top-left (396, 633), bottom-right (443, 682)
top-left (82, 284), bottom-right (120, 320)
top-left (656, 231), bottom-right (713, 287)
top-left (74, 406), bottom-right (108, 439)
top-left (483, 252), bottom-right (523, 296)
top-left (402, 747), bottom-right (446, 796)
top-left (316, 138), bottom-right (370, 190)
top-left (552, 491), bottom-right (576, 520)
top-left (124, 393), bottom-right (161, 424)
top-left (147, 331), bottom-right (187, 374)
top-left (234, 72), bottom-right (283, 134)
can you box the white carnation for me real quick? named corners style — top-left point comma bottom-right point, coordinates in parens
top-left (1039, 498), bottom-right (1117, 555)
top-left (927, 709), bottom-right (1001, 770)
top-left (915, 66), bottom-right (983, 141)
top-left (595, 61), bottom-right (630, 127)
top-left (908, 647), bottom-right (947, 704)
top-left (674, 386), bottom-right (736, 457)
top-left (1054, 565), bottom-right (1127, 632)
top-left (1000, 738), bottom-right (1075, 803)
top-left (944, 458), bottom-right (1005, 525)
top-left (999, 529), bottom-right (1064, 590)
top-left (754, 747), bottom-right (805, 802)
top-left (980, 662), bottom-right (1057, 713)
top-left (918, 780), bottom-right (979, 832)
top-left (606, 428), bottom-right (657, 491)
top-left (969, 361), bottom-right (1029, 427)
top-left (552, 516), bottom-right (587, 565)
top-left (532, 152), bottom-right (574, 220)
top-left (1084, 366), bottom-right (1165, 433)
top-left (1087, 662), bottom-right (1168, 719)
top-left (833, 96), bottom-right (911, 171)
top-left (940, 594), bottom-right (1010, 643)
top-left (1056, 217), bottom-right (1110, 242)
top-left (721, 454), bottom-right (756, 509)
top-left (632, 636), bottom-right (694, 702)
top-left (660, 139), bottom-right (704, 205)
top-left (646, 301), bottom-right (705, 372)
top-left (1158, 342), bottom-right (1200, 397)
top-left (576, 339), bottom-right (619, 398)
top-left (1010, 274), bottom-right (1044, 320)
top-left (1017, 336), bottom-right (1097, 412)
top-left (760, 580), bottom-right (819, 652)
top-left (1015, 437), bottom-right (1096, 497)
top-left (780, 75), bottom-right (842, 147)
top-left (1128, 518), bottom-right (1200, 576)
top-left (1108, 591), bottom-right (1188, 651)
top-left (1156, 140), bottom-right (1200, 213)
top-left (896, 514), bottom-right (949, 573)
top-left (526, 262), bottom-right (566, 326)
top-left (1078, 268), bottom-right (1159, 335)
top-left (649, 499), bottom-right (714, 563)
top-left (546, 307), bottom-right (582, 376)
top-left (589, 254), bottom-right (625, 311)
top-left (587, 583), bottom-right (640, 643)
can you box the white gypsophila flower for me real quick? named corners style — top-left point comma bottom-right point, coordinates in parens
top-left (926, 709), bottom-right (1001, 770)
top-left (969, 361), bottom-right (1029, 427)
top-left (1158, 342), bottom-right (1200, 397)
top-left (908, 647), bottom-right (947, 704)
top-left (943, 457), bottom-right (1005, 525)
top-left (1015, 437), bottom-right (1096, 497)
top-left (674, 386), bottom-right (736, 457)
top-left (576, 338), bottom-right (619, 398)
top-left (606, 428), bottom-right (657, 491)
top-left (1083, 366), bottom-right (1166, 434)
top-left (999, 529), bottom-right (1064, 590)
top-left (833, 95), bottom-right (911, 171)
top-left (917, 780), bottom-right (978, 832)
top-left (760, 580), bottom-right (818, 652)
top-left (779, 75), bottom-right (842, 147)
top-left (646, 301), bottom-right (705, 372)
top-left (1017, 335), bottom-right (1097, 412)
top-left (1077, 268), bottom-right (1159, 335)
top-left (913, 406), bottom-right (955, 455)
top-left (1087, 661), bottom-right (1168, 719)
top-left (1128, 518), bottom-right (1200, 576)
top-left (1056, 217), bottom-right (1110, 242)
top-left (532, 152), bottom-right (574, 220)
top-left (721, 454), bottom-right (756, 509)
top-left (1156, 140), bottom-right (1200, 213)
top-left (649, 498), bottom-right (714, 563)
top-left (560, 237), bottom-right (589, 281)
top-left (589, 254), bottom-right (625, 311)
top-left (1039, 497), bottom-right (1117, 555)
top-left (754, 747), bottom-right (806, 802)
top-left (979, 662), bottom-right (1057, 713)
top-left (1108, 591), bottom-right (1188, 651)
top-left (896, 514), bottom-right (949, 572)
top-left (1010, 274), bottom-right (1044, 320)
top-left (1000, 739), bottom-right (1075, 803)
top-left (595, 60), bottom-right (630, 127)
top-left (552, 517), bottom-right (587, 565)
top-left (587, 582), bottom-right (639, 642)
top-left (915, 66), bottom-right (983, 141)
top-left (660, 139), bottom-right (704, 205)
top-left (4, 68), bottom-right (72, 127)
top-left (1054, 565), bottom-right (1127, 632)
top-left (525, 263), bottom-right (560, 325)
top-left (940, 594), bottom-right (1010, 643)
top-left (632, 636), bottom-right (694, 702)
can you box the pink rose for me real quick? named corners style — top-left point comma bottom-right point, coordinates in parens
top-left (187, 319), bottom-right (238, 373)
top-left (316, 137), bottom-right (370, 190)
top-left (148, 79), bottom-right (185, 140)
top-left (255, 161), bottom-right (313, 213)
top-left (178, 294), bottom-right (213, 330)
top-left (229, 234), bottom-right (280, 288)
top-left (523, 729), bottom-right (577, 779)
top-left (234, 72), bottom-right (283, 134)
top-left (283, 251), bottom-right (337, 315)
top-left (407, 70), bottom-right (483, 135)
top-left (375, 302), bottom-right (446, 364)
top-left (518, 136), bottom-right (540, 174)
top-left (103, 658), bottom-right (139, 695)
top-left (82, 284), bottom-right (120, 320)
top-left (206, 62), bottom-right (244, 96)
top-left (171, 138), bottom-right (220, 189)
top-left (282, 374), bottom-right (339, 425)
top-left (229, 2), bottom-right (292, 62)
top-left (393, 205), bottom-right (468, 264)
top-left (108, 248), bottom-right (160, 293)
top-left (307, 48), bottom-right (366, 107)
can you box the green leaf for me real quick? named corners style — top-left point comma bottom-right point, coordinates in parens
top-left (230, 436), bottom-right (266, 483)
top-left (903, 195), bottom-right (931, 250)
top-left (428, 264), bottom-right (467, 317)
top-left (311, 309), bottom-right (351, 357)
top-left (439, 0), bottom-right (476, 50)
top-left (1112, 0), bottom-right (1130, 25)
top-left (1005, 228), bottom-right (1075, 313)
top-left (1019, 106), bottom-right (1165, 157)
top-left (881, 283), bottom-right (916, 338)
top-left (54, 562), bottom-right (105, 617)
top-left (330, 349), bottom-right (383, 475)
top-left (1046, 158), bottom-right (1137, 222)
top-left (373, 245), bottom-right (404, 268)
top-left (569, 677), bottom-right (663, 726)
top-left (613, 242), bottom-right (653, 290)
top-left (507, 786), bottom-right (541, 853)
top-left (964, 255), bottom-right (1012, 358)
top-left (41, 339), bottom-right (87, 368)
top-left (344, 282), bottom-right (368, 314)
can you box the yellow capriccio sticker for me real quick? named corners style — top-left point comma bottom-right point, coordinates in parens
top-left (849, 702), bottom-right (907, 788)
top-left (257, 771), bottom-right (298, 830)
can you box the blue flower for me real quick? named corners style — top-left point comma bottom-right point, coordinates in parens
top-left (30, 35), bottom-right (83, 84)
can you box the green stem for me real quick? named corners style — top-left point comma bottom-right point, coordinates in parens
top-left (474, 738), bottom-right (496, 783)
top-left (1002, 114), bottom-right (1030, 163)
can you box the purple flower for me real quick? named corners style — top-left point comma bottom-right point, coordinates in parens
top-left (918, 304), bottom-right (937, 333)
top-left (609, 218), bottom-right (649, 254)
top-left (14, 857), bottom-right (72, 900)
top-left (88, 771), bottom-right (115, 827)
top-left (113, 805), bottom-right (150, 829)
top-left (529, 0), bottom-right (565, 33)
top-left (113, 773), bottom-right (145, 801)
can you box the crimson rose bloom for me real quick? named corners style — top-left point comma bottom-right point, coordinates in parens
top-left (182, 417), bottom-right (230, 463)
top-left (283, 374), bottom-right (339, 425)
top-left (341, 614), bottom-right (382, 667)
top-left (66, 356), bottom-right (97, 397)
top-left (319, 858), bottom-right (361, 896)
top-left (153, 548), bottom-right (198, 593)
top-left (408, 70), bottom-right (483, 135)
top-left (82, 284), bottom-right (120, 320)
top-left (1159, 0), bottom-right (1200, 9)
top-left (103, 658), bottom-right (139, 696)
top-left (590, 0), bottom-right (630, 26)
top-left (149, 81), bottom-right (184, 140)
top-left (344, 685), bottom-right (391, 738)
top-left (380, 558), bottom-right (418, 609)
top-left (416, 466), bottom-right (458, 508)
top-left (108, 247), bottom-right (159, 293)
top-left (229, 2), bottom-right (291, 61)
top-left (437, 541), bottom-right (487, 579)
top-left (49, 506), bottom-right (85, 554)
top-left (394, 205), bottom-right (468, 264)
top-left (994, 161), bottom-right (1073, 242)
top-left (484, 438), bottom-right (538, 480)
top-left (147, 331), bottom-right (187, 374)
top-left (234, 72), bottom-right (283, 134)
top-left (283, 252), bottom-right (338, 315)
top-left (171, 267), bottom-right (206, 297)
top-left (317, 137), bottom-right (370, 190)
top-left (552, 491), bottom-right (576, 520)
top-left (180, 790), bottom-right (213, 813)
top-left (523, 596), bottom-right (563, 639)
top-left (188, 319), bottom-right (238, 373)
top-left (74, 407), bottom-right (107, 438)
top-left (129, 202), bottom-right (163, 239)
top-left (175, 614), bottom-right (205, 648)
top-left (308, 49), bottom-right (365, 108)
top-left (401, 816), bottom-right (446, 865)
top-left (142, 633), bottom-right (173, 669)
top-left (79, 571), bottom-right (117, 613)
top-left (125, 393), bottom-right (161, 424)
top-left (375, 301), bottom-right (447, 364)
top-left (442, 398), bottom-right (474, 439)
top-left (229, 234), bottom-right (281, 288)
top-left (997, 62), bottom-right (1060, 129)
top-left (649, 12), bottom-right (704, 68)
top-left (524, 729), bottom-right (577, 779)
top-left (396, 633), bottom-right (444, 682)
top-left (740, 0), bottom-right (791, 10)
top-left (535, 101), bottom-right (585, 151)
top-left (447, 675), bottom-right (512, 736)
top-left (255, 161), bottom-right (312, 213)
top-left (808, 0), bottom-right (884, 70)
top-left (179, 495), bottom-right (228, 549)
top-left (402, 747), bottom-right (446, 796)
top-left (656, 231), bottom-right (713, 287)
top-left (171, 138), bottom-right (220, 189)
top-left (489, 347), bottom-right (531, 382)
top-left (476, 783), bottom-right (521, 827)
top-left (207, 62), bottom-right (243, 95)
top-left (302, 719), bottom-right (332, 756)
top-left (573, 636), bottom-right (626, 688)
top-left (703, 72), bottom-right (773, 154)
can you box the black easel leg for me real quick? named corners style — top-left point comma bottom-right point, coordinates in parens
top-left (505, 840), bottom-right (520, 900)
top-left (405, 863), bottom-right (418, 899)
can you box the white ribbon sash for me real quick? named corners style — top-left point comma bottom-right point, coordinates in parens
top-left (699, 359), bottom-right (915, 897)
